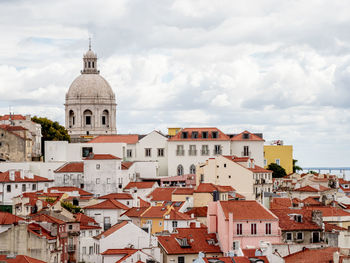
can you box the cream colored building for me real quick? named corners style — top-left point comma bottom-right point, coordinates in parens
top-left (65, 44), bottom-right (117, 142)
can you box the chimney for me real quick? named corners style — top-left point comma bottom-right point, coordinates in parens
top-left (9, 170), bottom-right (15, 181)
top-left (25, 114), bottom-right (31, 121)
top-left (311, 210), bottom-right (323, 227)
top-left (195, 221), bottom-right (201, 228)
top-left (191, 213), bottom-right (195, 218)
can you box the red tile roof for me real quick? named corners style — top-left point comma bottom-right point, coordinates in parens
top-left (219, 200), bottom-right (277, 220)
top-left (98, 193), bottom-right (133, 200)
top-left (302, 196), bottom-right (322, 206)
top-left (27, 223), bottom-right (56, 240)
top-left (230, 130), bottom-right (264, 141)
top-left (121, 207), bottom-right (149, 218)
top-left (29, 213), bottom-right (65, 225)
top-left (0, 212), bottom-right (24, 225)
top-left (124, 181), bottom-right (157, 189)
top-left (0, 114), bottom-right (26, 121)
top-left (48, 186), bottom-right (93, 196)
top-left (168, 127), bottom-right (230, 141)
top-left (165, 209), bottom-right (192, 220)
top-left (185, 207), bottom-right (208, 217)
top-left (101, 248), bottom-right (138, 255)
top-left (271, 209), bottom-right (321, 231)
top-left (140, 206), bottom-right (169, 218)
top-left (249, 165), bottom-right (272, 173)
top-left (75, 213), bottom-right (99, 225)
top-left (54, 162), bottom-right (84, 173)
top-left (121, 162), bottom-right (134, 170)
top-left (270, 198), bottom-right (292, 209)
top-left (147, 188), bottom-right (177, 201)
top-left (324, 222), bottom-right (347, 232)
top-left (305, 206), bottom-right (350, 217)
top-left (85, 199), bottom-right (129, 210)
top-left (88, 134), bottom-right (139, 144)
top-left (223, 155), bottom-right (250, 163)
top-left (0, 125), bottom-right (27, 131)
top-left (0, 171), bottom-right (52, 183)
top-left (203, 257), bottom-right (237, 263)
top-left (158, 226), bottom-right (222, 254)
top-left (284, 247), bottom-right (339, 263)
top-left (84, 154), bottom-right (121, 160)
top-left (0, 255), bottom-right (47, 263)
top-left (172, 188), bottom-right (195, 195)
top-left (195, 183), bottom-right (234, 193)
top-left (294, 185), bottom-right (331, 192)
top-left (139, 197), bottom-right (151, 208)
top-left (94, 221), bottom-right (128, 240)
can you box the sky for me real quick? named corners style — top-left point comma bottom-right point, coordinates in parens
top-left (0, 0), bottom-right (350, 167)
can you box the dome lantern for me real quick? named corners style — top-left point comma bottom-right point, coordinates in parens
top-left (81, 38), bottom-right (99, 74)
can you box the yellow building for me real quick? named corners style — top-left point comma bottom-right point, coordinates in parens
top-left (167, 127), bottom-right (181, 136)
top-left (264, 145), bottom-right (293, 174)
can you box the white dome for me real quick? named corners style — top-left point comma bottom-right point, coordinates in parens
top-left (67, 74), bottom-right (115, 99)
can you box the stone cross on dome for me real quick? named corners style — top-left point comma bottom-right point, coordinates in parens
top-left (81, 38), bottom-right (99, 74)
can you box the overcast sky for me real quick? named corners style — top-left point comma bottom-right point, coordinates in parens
top-left (1, 0), bottom-right (350, 167)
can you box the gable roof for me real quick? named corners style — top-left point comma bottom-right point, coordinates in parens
top-left (284, 247), bottom-right (339, 263)
top-left (0, 171), bottom-right (52, 183)
top-left (98, 193), bottom-right (133, 200)
top-left (230, 130), bottom-right (264, 141)
top-left (124, 181), bottom-right (157, 190)
top-left (195, 183), bottom-right (234, 193)
top-left (294, 185), bottom-right (331, 192)
top-left (140, 206), bottom-right (169, 218)
top-left (84, 154), bottom-right (121, 160)
top-left (158, 226), bottom-right (221, 255)
top-left (94, 221), bottom-right (128, 240)
top-left (185, 206), bottom-right (208, 217)
top-left (84, 199), bottom-right (129, 210)
top-left (54, 162), bottom-right (84, 173)
top-left (0, 212), bottom-right (24, 225)
top-left (168, 127), bottom-right (230, 141)
top-left (219, 200), bottom-right (277, 220)
top-left (121, 207), bottom-right (149, 218)
top-left (88, 134), bottom-right (139, 144)
top-left (147, 187), bottom-right (177, 201)
top-left (172, 188), bottom-right (195, 195)
top-left (121, 162), bottom-right (134, 170)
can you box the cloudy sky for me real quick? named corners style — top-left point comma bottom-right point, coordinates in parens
top-left (1, 0), bottom-right (350, 167)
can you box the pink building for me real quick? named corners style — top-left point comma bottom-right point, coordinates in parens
top-left (207, 200), bottom-right (281, 254)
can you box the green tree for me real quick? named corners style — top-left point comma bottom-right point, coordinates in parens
top-left (293, 159), bottom-right (302, 173)
top-left (61, 201), bottom-right (82, 214)
top-left (267, 163), bottom-right (287, 178)
top-left (31, 116), bottom-right (70, 156)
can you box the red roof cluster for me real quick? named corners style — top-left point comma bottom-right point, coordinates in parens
top-left (0, 170), bottom-right (52, 183)
top-left (88, 134), bottom-right (139, 144)
top-left (54, 162), bottom-right (84, 173)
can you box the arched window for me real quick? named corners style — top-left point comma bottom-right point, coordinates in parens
top-left (190, 164), bottom-right (196, 174)
top-left (83, 110), bottom-right (93, 126)
top-left (102, 110), bottom-right (109, 127)
top-left (69, 110), bottom-right (75, 128)
top-left (177, 164), bottom-right (184, 176)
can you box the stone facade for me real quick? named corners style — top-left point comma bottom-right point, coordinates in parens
top-left (65, 46), bottom-right (117, 142)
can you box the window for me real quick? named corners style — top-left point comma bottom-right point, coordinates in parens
top-left (243, 146), bottom-right (249, 156)
top-left (181, 132), bottom-right (188, 139)
top-left (107, 178), bottom-right (111, 184)
top-left (251, 223), bottom-right (257, 235)
top-left (191, 132), bottom-right (198, 139)
top-left (296, 232), bottom-right (303, 240)
top-left (264, 159), bottom-right (267, 166)
top-left (96, 164), bottom-right (100, 170)
top-left (202, 131), bottom-right (208, 139)
top-left (82, 231), bottom-right (85, 237)
top-left (265, 223), bottom-right (271, 235)
top-left (200, 174), bottom-right (204, 183)
top-left (147, 220), bottom-right (152, 225)
top-left (127, 149), bottom-right (132, 158)
top-left (102, 116), bottom-right (106, 125)
top-left (212, 131), bottom-right (218, 139)
top-left (243, 133), bottom-right (250, 139)
top-left (82, 247), bottom-right (86, 255)
top-left (157, 148), bottom-right (164, 157)
top-left (294, 215), bottom-right (302, 222)
top-left (6, 185), bottom-right (11, 193)
top-left (89, 246), bottom-right (93, 255)
top-left (237, 223), bottom-right (242, 235)
top-left (232, 241), bottom-right (240, 250)
top-left (224, 163), bottom-right (227, 168)
top-left (172, 221), bottom-right (178, 228)
top-left (82, 147), bottom-right (93, 157)
top-left (85, 116), bottom-right (91, 125)
top-left (32, 184), bottom-right (36, 190)
top-left (145, 148), bottom-right (151, 157)
top-left (177, 165), bottom-right (184, 176)
top-left (68, 224), bottom-right (73, 230)
top-left (178, 256), bottom-right (185, 263)
top-left (96, 178), bottom-right (100, 184)
top-left (22, 184), bottom-right (26, 192)
top-left (214, 145), bottom-right (222, 155)
top-left (176, 145), bottom-right (184, 156)
top-left (159, 221), bottom-right (162, 226)
top-left (286, 232), bottom-right (292, 241)
top-left (189, 145), bottom-right (196, 156)
top-left (275, 159), bottom-right (280, 165)
top-left (201, 145), bottom-right (209, 155)
top-left (189, 164), bottom-right (196, 174)
top-left (89, 230), bottom-right (93, 236)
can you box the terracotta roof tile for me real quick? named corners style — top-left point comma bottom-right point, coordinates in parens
top-left (28, 223), bottom-right (56, 240)
top-left (147, 188), bottom-right (177, 201)
top-left (172, 188), bottom-right (194, 195)
top-left (195, 183), bottom-right (234, 193)
top-left (101, 248), bottom-right (138, 255)
top-left (84, 154), bottom-right (121, 160)
top-left (98, 193), bottom-right (133, 200)
top-left (0, 171), bottom-right (52, 183)
top-left (158, 226), bottom-right (222, 254)
top-left (94, 221), bottom-right (128, 240)
top-left (270, 209), bottom-right (321, 231)
top-left (48, 186), bottom-right (93, 196)
top-left (219, 200), bottom-right (277, 220)
top-left (305, 206), bottom-right (350, 217)
top-left (0, 114), bottom-right (26, 121)
top-left (54, 162), bottom-right (84, 173)
top-left (248, 165), bottom-right (272, 173)
top-left (121, 162), bottom-right (134, 170)
top-left (230, 130), bottom-right (264, 141)
top-left (168, 127), bottom-right (230, 141)
top-left (124, 181), bottom-right (157, 190)
top-left (270, 198), bottom-right (292, 209)
top-left (85, 199), bottom-right (129, 210)
top-left (0, 255), bottom-right (47, 263)
top-left (140, 206), bottom-right (169, 218)
top-left (0, 212), bottom-right (24, 225)
top-left (284, 247), bottom-right (338, 263)
top-left (88, 134), bottom-right (139, 144)
top-left (121, 207), bottom-right (149, 218)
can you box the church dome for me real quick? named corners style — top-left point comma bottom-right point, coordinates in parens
top-left (67, 74), bottom-right (115, 99)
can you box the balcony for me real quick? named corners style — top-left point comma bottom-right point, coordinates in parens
top-left (67, 244), bottom-right (76, 252)
top-left (201, 150), bottom-right (209, 156)
top-left (214, 150), bottom-right (222, 155)
top-left (188, 150), bottom-right (197, 156)
top-left (241, 151), bottom-right (251, 157)
top-left (176, 150), bottom-right (185, 156)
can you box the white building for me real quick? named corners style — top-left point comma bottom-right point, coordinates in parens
top-left (53, 162), bottom-right (84, 188)
top-left (0, 170), bottom-right (53, 205)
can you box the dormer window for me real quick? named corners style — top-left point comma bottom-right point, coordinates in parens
top-left (176, 238), bottom-right (191, 248)
top-left (181, 132), bottom-right (188, 139)
top-left (294, 214), bottom-right (302, 222)
top-left (191, 132), bottom-right (198, 139)
top-left (212, 131), bottom-right (218, 139)
top-left (243, 133), bottom-right (250, 139)
top-left (202, 131), bottom-right (208, 139)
